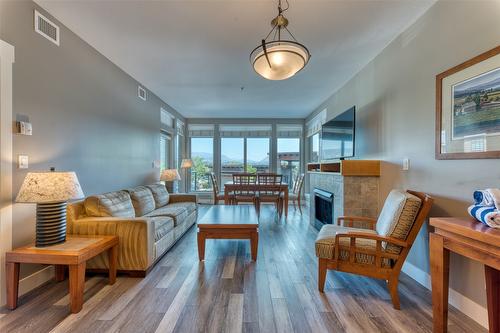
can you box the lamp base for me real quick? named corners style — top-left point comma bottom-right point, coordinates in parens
top-left (36, 201), bottom-right (67, 247)
top-left (165, 181), bottom-right (174, 194)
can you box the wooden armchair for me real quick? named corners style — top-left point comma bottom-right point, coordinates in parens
top-left (315, 190), bottom-right (433, 309)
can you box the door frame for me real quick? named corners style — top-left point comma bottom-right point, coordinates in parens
top-left (0, 39), bottom-right (15, 306)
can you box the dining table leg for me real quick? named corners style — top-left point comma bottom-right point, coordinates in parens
top-left (284, 187), bottom-right (289, 217)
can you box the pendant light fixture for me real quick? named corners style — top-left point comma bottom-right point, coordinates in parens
top-left (250, 0), bottom-right (310, 80)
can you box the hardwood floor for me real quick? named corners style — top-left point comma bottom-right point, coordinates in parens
top-left (0, 205), bottom-right (486, 333)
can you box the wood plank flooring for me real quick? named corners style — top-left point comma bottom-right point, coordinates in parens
top-left (0, 205), bottom-right (486, 333)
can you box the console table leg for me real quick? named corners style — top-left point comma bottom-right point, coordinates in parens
top-left (197, 232), bottom-right (206, 261)
top-left (430, 233), bottom-right (450, 333)
top-left (485, 265), bottom-right (500, 333)
top-left (69, 262), bottom-right (86, 313)
top-left (6, 262), bottom-right (20, 310)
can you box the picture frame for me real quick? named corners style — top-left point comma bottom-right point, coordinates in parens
top-left (436, 45), bottom-right (500, 159)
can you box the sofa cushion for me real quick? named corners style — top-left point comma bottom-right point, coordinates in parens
top-left (167, 202), bottom-right (197, 215)
top-left (150, 216), bottom-right (174, 242)
top-left (127, 186), bottom-right (156, 217)
top-left (315, 225), bottom-right (391, 267)
top-left (84, 191), bottom-right (135, 218)
top-left (376, 190), bottom-right (422, 253)
top-left (146, 183), bottom-right (170, 208)
top-left (145, 205), bottom-right (188, 226)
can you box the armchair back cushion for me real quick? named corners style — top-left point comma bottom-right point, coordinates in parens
top-left (84, 190), bottom-right (135, 218)
top-left (127, 186), bottom-right (156, 217)
top-left (376, 190), bottom-right (422, 253)
top-left (146, 183), bottom-right (170, 208)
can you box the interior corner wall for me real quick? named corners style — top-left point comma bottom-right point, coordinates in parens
top-left (0, 0), bottom-right (184, 284)
top-left (305, 0), bottom-right (500, 325)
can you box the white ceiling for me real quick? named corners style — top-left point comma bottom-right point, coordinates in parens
top-left (35, 0), bottom-right (435, 118)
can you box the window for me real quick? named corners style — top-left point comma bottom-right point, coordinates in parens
top-left (277, 138), bottom-right (300, 187)
top-left (190, 137), bottom-right (213, 192)
top-left (160, 133), bottom-right (171, 171)
top-left (246, 138), bottom-right (270, 173)
top-left (310, 133), bottom-right (320, 162)
top-left (221, 138), bottom-right (244, 185)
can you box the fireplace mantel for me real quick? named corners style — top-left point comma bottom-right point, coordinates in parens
top-left (308, 160), bottom-right (380, 228)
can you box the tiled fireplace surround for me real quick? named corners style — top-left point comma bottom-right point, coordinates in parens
top-left (309, 173), bottom-right (379, 227)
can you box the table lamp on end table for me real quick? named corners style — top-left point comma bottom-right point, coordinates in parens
top-left (16, 169), bottom-right (84, 247)
top-left (161, 169), bottom-right (181, 193)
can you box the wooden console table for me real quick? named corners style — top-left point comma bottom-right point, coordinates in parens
top-left (430, 217), bottom-right (500, 333)
top-left (6, 236), bottom-right (118, 313)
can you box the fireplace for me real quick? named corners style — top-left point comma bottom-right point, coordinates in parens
top-left (313, 188), bottom-right (334, 230)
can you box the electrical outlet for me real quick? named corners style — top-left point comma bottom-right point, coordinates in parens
top-left (18, 155), bottom-right (29, 169)
top-left (402, 158), bottom-right (410, 171)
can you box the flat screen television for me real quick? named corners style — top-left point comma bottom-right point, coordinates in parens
top-left (321, 106), bottom-right (355, 160)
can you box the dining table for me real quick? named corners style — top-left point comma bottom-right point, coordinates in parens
top-left (223, 181), bottom-right (289, 217)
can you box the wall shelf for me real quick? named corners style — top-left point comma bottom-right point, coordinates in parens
top-left (307, 160), bottom-right (380, 177)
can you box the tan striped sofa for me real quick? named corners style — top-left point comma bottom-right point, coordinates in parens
top-left (67, 183), bottom-right (197, 276)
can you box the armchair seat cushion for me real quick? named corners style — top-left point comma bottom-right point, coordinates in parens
top-left (151, 216), bottom-right (174, 242)
top-left (315, 225), bottom-right (391, 268)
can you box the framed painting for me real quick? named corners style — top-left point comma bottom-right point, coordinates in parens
top-left (436, 45), bottom-right (500, 159)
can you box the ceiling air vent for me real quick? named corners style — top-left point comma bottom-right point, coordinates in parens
top-left (34, 10), bottom-right (60, 46)
top-left (138, 86), bottom-right (147, 101)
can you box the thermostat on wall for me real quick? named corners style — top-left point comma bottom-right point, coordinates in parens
top-left (16, 121), bottom-right (32, 135)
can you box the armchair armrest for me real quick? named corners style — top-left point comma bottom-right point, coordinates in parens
top-left (337, 216), bottom-right (377, 230)
top-left (71, 217), bottom-right (155, 271)
top-left (169, 194), bottom-right (198, 204)
top-left (334, 232), bottom-right (408, 267)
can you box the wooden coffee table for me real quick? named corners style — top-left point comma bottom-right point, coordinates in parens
top-left (6, 235), bottom-right (118, 313)
top-left (197, 205), bottom-right (259, 261)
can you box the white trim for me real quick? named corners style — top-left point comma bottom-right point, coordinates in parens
top-left (402, 261), bottom-right (488, 329)
top-left (306, 109), bottom-right (327, 137)
top-left (0, 39), bottom-right (15, 306)
top-left (18, 266), bottom-right (55, 297)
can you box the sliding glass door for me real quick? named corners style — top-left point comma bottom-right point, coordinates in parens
top-left (190, 137), bottom-right (214, 192)
top-left (277, 138), bottom-right (300, 187)
top-left (221, 138), bottom-right (244, 185)
top-left (246, 138), bottom-right (270, 173)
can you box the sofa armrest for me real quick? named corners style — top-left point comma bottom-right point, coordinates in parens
top-left (169, 194), bottom-right (198, 204)
top-left (71, 217), bottom-right (155, 271)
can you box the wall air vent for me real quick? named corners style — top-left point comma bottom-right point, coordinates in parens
top-left (34, 10), bottom-right (60, 46)
top-left (138, 86), bottom-right (147, 101)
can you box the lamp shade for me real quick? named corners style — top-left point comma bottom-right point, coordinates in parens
top-left (181, 159), bottom-right (193, 168)
top-left (16, 171), bottom-right (84, 203)
top-left (160, 169), bottom-right (181, 181)
top-left (251, 40), bottom-right (310, 80)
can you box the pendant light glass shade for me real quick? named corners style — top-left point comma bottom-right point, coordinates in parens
top-left (250, 0), bottom-right (310, 80)
top-left (250, 40), bottom-right (310, 80)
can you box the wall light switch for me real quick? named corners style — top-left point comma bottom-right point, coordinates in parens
top-left (18, 155), bottom-right (29, 169)
top-left (402, 158), bottom-right (410, 171)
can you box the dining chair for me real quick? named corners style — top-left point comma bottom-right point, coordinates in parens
top-left (289, 173), bottom-right (305, 214)
top-left (256, 174), bottom-right (284, 217)
top-left (232, 173), bottom-right (259, 209)
top-left (210, 172), bottom-right (232, 205)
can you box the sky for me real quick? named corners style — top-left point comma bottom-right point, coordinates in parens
top-left (191, 137), bottom-right (300, 161)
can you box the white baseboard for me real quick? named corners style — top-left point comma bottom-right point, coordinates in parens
top-left (402, 262), bottom-right (488, 329)
top-left (18, 265), bottom-right (54, 297)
